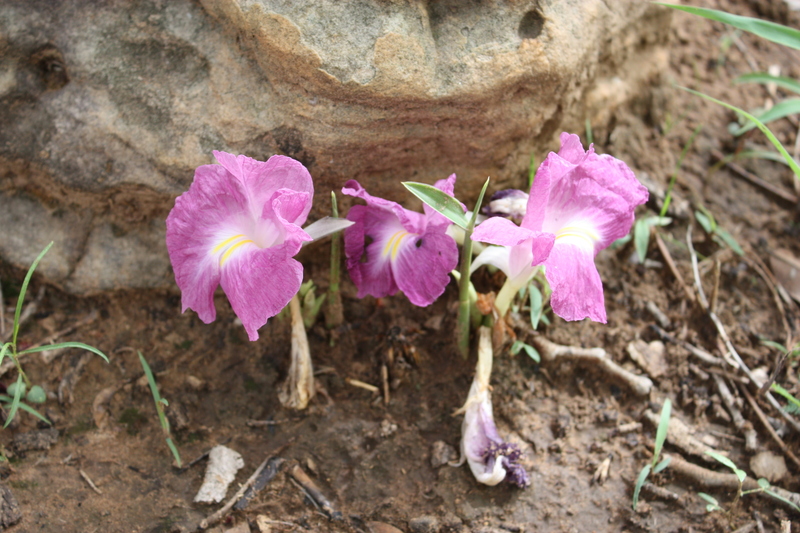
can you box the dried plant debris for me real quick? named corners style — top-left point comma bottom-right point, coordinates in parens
top-left (194, 445), bottom-right (245, 504)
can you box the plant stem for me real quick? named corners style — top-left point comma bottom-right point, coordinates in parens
top-left (326, 192), bottom-right (344, 330)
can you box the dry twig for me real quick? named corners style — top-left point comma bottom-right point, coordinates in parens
top-left (531, 337), bottom-right (652, 396)
top-left (200, 455), bottom-right (274, 529)
top-left (654, 232), bottom-right (695, 303)
top-left (739, 384), bottom-right (800, 470)
top-left (686, 227), bottom-right (800, 433)
top-left (711, 374), bottom-right (757, 452)
top-left (710, 149), bottom-right (798, 204)
top-left (79, 469), bottom-right (102, 495)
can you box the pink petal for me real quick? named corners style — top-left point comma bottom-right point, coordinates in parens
top-left (343, 205), bottom-right (400, 299)
top-left (166, 164), bottom-right (251, 323)
top-left (342, 180), bottom-right (426, 234)
top-left (472, 217), bottom-right (534, 247)
top-left (220, 243), bottom-right (304, 341)
top-left (213, 152), bottom-right (314, 226)
top-left (544, 243), bottom-right (606, 323)
top-left (393, 230), bottom-right (458, 306)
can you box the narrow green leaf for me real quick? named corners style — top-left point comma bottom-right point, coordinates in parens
top-left (632, 464), bottom-right (651, 511)
top-left (705, 450), bottom-right (739, 473)
top-left (735, 72), bottom-right (800, 95)
top-left (652, 399), bottom-right (671, 467)
top-left (653, 456), bottom-right (671, 474)
top-left (713, 229), bottom-right (744, 256)
top-left (761, 339), bottom-right (788, 353)
top-left (510, 340), bottom-right (525, 356)
top-left (522, 344), bottom-right (540, 363)
top-left (697, 492), bottom-right (722, 512)
top-left (657, 4), bottom-right (800, 50)
top-left (695, 210), bottom-right (714, 234)
top-left (138, 351), bottom-right (181, 467)
top-left (528, 284), bottom-right (543, 330)
top-left (0, 395), bottom-right (50, 424)
top-left (771, 382), bottom-right (800, 412)
top-left (734, 98), bottom-right (800, 136)
top-left (0, 343), bottom-right (9, 367)
top-left (634, 218), bottom-right (651, 264)
top-left (765, 489), bottom-right (800, 512)
top-left (585, 117), bottom-right (594, 145)
top-left (4, 374), bottom-right (25, 428)
top-left (402, 182), bottom-right (469, 230)
top-left (13, 242), bottom-right (54, 350)
top-left (166, 438), bottom-right (182, 468)
top-left (679, 87), bottom-right (800, 181)
top-left (528, 153), bottom-right (537, 188)
top-left (19, 342), bottom-right (109, 363)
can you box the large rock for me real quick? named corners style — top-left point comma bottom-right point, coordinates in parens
top-left (0, 0), bottom-right (670, 293)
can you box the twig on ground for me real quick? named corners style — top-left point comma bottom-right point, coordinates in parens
top-left (79, 469), bottom-right (102, 495)
top-left (246, 419), bottom-right (281, 428)
top-left (289, 463), bottom-right (341, 520)
top-left (234, 458), bottom-right (285, 510)
top-left (381, 364), bottom-right (390, 406)
top-left (739, 384), bottom-right (800, 469)
top-left (665, 453), bottom-right (800, 511)
top-left (710, 149), bottom-right (798, 204)
top-left (743, 255), bottom-right (793, 348)
top-left (731, 523), bottom-right (757, 533)
top-left (531, 337), bottom-right (652, 396)
top-left (711, 374), bottom-right (757, 452)
top-left (686, 227), bottom-right (800, 433)
top-left (650, 325), bottom-right (724, 366)
top-left (754, 511), bottom-right (766, 533)
top-left (645, 301), bottom-right (671, 329)
top-left (642, 482), bottom-right (684, 506)
top-left (176, 438), bottom-right (234, 474)
top-left (199, 444), bottom-right (291, 530)
top-left (346, 378), bottom-right (379, 394)
top-left (654, 232), bottom-right (696, 303)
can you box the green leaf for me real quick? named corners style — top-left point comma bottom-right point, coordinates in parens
top-left (713, 228), bottom-right (744, 256)
top-left (733, 98), bottom-right (800, 135)
top-left (138, 351), bottom-right (181, 468)
top-left (19, 342), bottom-right (109, 363)
top-left (679, 87), bottom-right (800, 181)
top-left (26, 385), bottom-right (46, 404)
top-left (705, 450), bottom-right (746, 484)
top-left (657, 4), bottom-right (800, 50)
top-left (13, 242), bottom-right (54, 350)
top-left (634, 218), bottom-right (651, 264)
top-left (528, 284), bottom-right (543, 330)
top-left (653, 399), bottom-right (671, 467)
top-left (771, 382), bottom-right (800, 412)
top-left (697, 492), bottom-right (722, 512)
top-left (0, 343), bottom-right (9, 368)
top-left (765, 489), bottom-right (800, 513)
top-left (528, 153), bottom-right (537, 188)
top-left (757, 478), bottom-right (770, 490)
top-left (632, 464), bottom-right (651, 511)
top-left (402, 182), bottom-right (468, 230)
top-left (522, 343), bottom-right (540, 363)
top-left (653, 456), bottom-right (671, 474)
top-left (735, 72), bottom-right (800, 95)
top-left (0, 395), bottom-right (50, 425)
top-left (695, 210), bottom-right (714, 234)
top-left (761, 339), bottom-right (788, 353)
top-left (4, 374), bottom-right (25, 428)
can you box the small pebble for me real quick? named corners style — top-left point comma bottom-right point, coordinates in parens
top-left (430, 440), bottom-right (457, 468)
top-left (409, 515), bottom-right (439, 533)
top-left (750, 451), bottom-right (788, 483)
top-left (367, 521), bottom-right (404, 533)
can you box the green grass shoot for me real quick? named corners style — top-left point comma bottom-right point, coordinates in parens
top-left (138, 351), bottom-right (182, 468)
top-left (633, 398), bottom-right (671, 510)
top-left (326, 191), bottom-right (344, 330)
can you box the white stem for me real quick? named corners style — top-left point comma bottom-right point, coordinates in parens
top-left (278, 294), bottom-right (315, 410)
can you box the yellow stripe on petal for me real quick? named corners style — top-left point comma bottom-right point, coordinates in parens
top-left (212, 234), bottom-right (246, 254)
top-left (382, 231), bottom-right (410, 260)
top-left (555, 225), bottom-right (600, 248)
top-left (220, 239), bottom-right (254, 266)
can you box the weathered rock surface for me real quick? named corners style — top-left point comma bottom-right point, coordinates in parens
top-left (0, 0), bottom-right (670, 293)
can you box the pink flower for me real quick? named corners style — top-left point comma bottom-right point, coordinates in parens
top-left (166, 151), bottom-right (313, 341)
top-left (472, 133), bottom-right (648, 322)
top-left (342, 176), bottom-right (459, 306)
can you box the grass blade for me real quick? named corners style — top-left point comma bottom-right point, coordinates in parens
top-left (19, 342), bottom-right (109, 363)
top-left (632, 464), bottom-right (651, 511)
top-left (139, 351), bottom-right (182, 467)
top-left (3, 374), bottom-right (25, 428)
top-left (657, 4), bottom-right (800, 50)
top-left (13, 242), bottom-right (53, 349)
top-left (652, 399), bottom-right (671, 468)
top-left (403, 182), bottom-right (469, 230)
top-left (735, 72), bottom-right (800, 95)
top-left (733, 98), bottom-right (800, 135)
top-left (679, 87), bottom-right (800, 181)
top-left (457, 177), bottom-right (491, 358)
top-left (0, 394), bottom-right (50, 424)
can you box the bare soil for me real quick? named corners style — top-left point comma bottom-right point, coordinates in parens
top-left (2, 0), bottom-right (800, 532)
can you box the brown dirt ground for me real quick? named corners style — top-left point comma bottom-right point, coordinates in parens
top-left (2, 0), bottom-right (800, 532)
